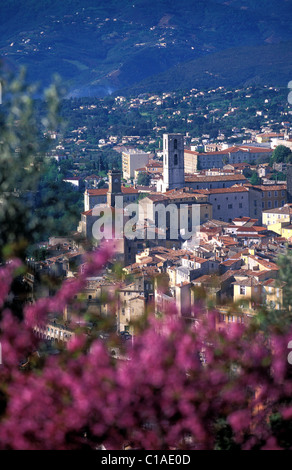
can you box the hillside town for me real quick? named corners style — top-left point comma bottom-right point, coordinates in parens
top-left (26, 125), bottom-right (292, 350)
top-left (3, 0), bottom-right (292, 453)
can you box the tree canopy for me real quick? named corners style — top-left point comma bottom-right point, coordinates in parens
top-left (270, 145), bottom-right (292, 166)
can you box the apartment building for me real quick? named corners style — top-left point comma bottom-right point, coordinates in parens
top-left (194, 185), bottom-right (262, 223)
top-left (262, 204), bottom-right (292, 227)
top-left (255, 185), bottom-right (287, 211)
top-left (122, 148), bottom-right (152, 179)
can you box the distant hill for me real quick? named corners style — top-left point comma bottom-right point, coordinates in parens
top-left (0, 0), bottom-right (291, 97)
top-left (121, 41), bottom-right (292, 96)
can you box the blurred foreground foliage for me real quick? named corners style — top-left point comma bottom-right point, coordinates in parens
top-left (0, 68), bottom-right (83, 259)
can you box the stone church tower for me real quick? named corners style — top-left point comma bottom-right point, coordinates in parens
top-left (107, 168), bottom-right (122, 207)
top-left (158, 133), bottom-right (185, 192)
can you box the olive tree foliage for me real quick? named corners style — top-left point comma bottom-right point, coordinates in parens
top-left (0, 67), bottom-right (63, 258)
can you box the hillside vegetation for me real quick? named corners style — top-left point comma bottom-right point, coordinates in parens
top-left (0, 0), bottom-right (291, 96)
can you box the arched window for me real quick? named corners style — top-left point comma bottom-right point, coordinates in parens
top-left (174, 154), bottom-right (178, 165)
top-left (174, 139), bottom-right (177, 149)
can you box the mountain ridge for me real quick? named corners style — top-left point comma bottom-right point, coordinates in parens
top-left (0, 0), bottom-right (291, 96)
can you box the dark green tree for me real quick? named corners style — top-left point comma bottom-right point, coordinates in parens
top-left (249, 172), bottom-right (261, 186)
top-left (137, 173), bottom-right (151, 186)
top-left (270, 145), bottom-right (292, 166)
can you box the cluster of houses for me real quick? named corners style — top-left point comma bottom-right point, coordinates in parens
top-left (25, 132), bottom-right (292, 344)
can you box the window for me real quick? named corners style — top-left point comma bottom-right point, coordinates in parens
top-left (240, 286), bottom-right (246, 295)
top-left (174, 154), bottom-right (178, 165)
top-left (262, 202), bottom-right (265, 209)
top-left (228, 204), bottom-right (233, 209)
top-left (274, 191), bottom-right (278, 196)
top-left (268, 201), bottom-right (272, 208)
top-left (174, 139), bottom-right (177, 149)
top-left (239, 203), bottom-right (243, 209)
top-left (281, 200), bottom-right (285, 206)
top-left (217, 205), bottom-right (221, 210)
top-left (274, 200), bottom-right (278, 208)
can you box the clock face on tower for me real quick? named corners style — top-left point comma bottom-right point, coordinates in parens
top-left (114, 178), bottom-right (118, 183)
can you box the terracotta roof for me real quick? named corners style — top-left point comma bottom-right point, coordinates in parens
top-left (84, 174), bottom-right (99, 180)
top-left (146, 162), bottom-right (163, 168)
top-left (122, 187), bottom-right (139, 194)
top-left (192, 275), bottom-right (215, 285)
top-left (175, 281), bottom-right (192, 287)
top-left (256, 133), bottom-right (284, 138)
top-left (86, 189), bottom-right (108, 196)
top-left (221, 259), bottom-right (241, 266)
top-left (206, 186), bottom-right (249, 195)
top-left (185, 174), bottom-right (247, 183)
top-left (262, 279), bottom-right (286, 287)
top-left (241, 269), bottom-right (271, 279)
top-left (227, 226), bottom-right (267, 233)
top-left (263, 204), bottom-right (292, 215)
top-left (224, 163), bottom-right (251, 169)
top-left (233, 278), bottom-right (261, 287)
top-left (82, 209), bottom-right (93, 216)
top-left (87, 186), bottom-right (139, 196)
top-left (238, 146), bottom-right (273, 153)
top-left (185, 145), bottom-right (272, 157)
top-left (253, 185), bottom-right (286, 191)
top-left (233, 217), bottom-right (253, 222)
top-left (248, 255), bottom-right (279, 270)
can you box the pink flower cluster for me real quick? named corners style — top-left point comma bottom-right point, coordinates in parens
top-left (0, 245), bottom-right (292, 450)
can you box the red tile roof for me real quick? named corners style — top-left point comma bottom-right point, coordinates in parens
top-left (87, 186), bottom-right (139, 196)
top-left (185, 145), bottom-right (272, 157)
top-left (253, 185), bottom-right (287, 191)
top-left (185, 174), bottom-right (247, 183)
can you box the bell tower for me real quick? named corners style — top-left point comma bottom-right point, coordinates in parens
top-left (107, 168), bottom-right (122, 207)
top-left (162, 133), bottom-right (185, 191)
